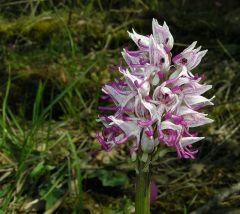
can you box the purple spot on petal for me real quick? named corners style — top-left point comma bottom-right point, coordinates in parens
top-left (160, 58), bottom-right (165, 64)
top-left (181, 58), bottom-right (188, 64)
top-left (137, 39), bottom-right (148, 49)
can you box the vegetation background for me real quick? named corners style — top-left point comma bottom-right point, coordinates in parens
top-left (0, 0), bottom-right (240, 213)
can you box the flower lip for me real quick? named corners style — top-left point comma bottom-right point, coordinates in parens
top-left (137, 119), bottom-right (153, 127)
top-left (96, 132), bottom-right (110, 151)
top-left (145, 129), bottom-right (154, 137)
top-left (124, 48), bottom-right (145, 57)
top-left (171, 86), bottom-right (181, 93)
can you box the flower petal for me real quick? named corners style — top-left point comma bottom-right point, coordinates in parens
top-left (152, 19), bottom-right (174, 51)
top-left (183, 113), bottom-right (214, 127)
top-left (172, 42), bottom-right (207, 70)
top-left (161, 121), bottom-right (182, 131)
top-left (149, 36), bottom-right (170, 72)
top-left (184, 95), bottom-right (214, 107)
top-left (128, 29), bottom-right (149, 50)
top-left (180, 137), bottom-right (205, 147)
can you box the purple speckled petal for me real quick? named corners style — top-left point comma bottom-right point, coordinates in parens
top-left (128, 29), bottom-right (149, 50)
top-left (152, 19), bottom-right (174, 51)
top-left (172, 42), bottom-right (208, 70)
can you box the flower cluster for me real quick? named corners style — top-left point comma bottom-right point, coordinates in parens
top-left (96, 19), bottom-right (214, 160)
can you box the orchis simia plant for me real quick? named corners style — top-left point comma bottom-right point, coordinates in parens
top-left (96, 19), bottom-right (214, 214)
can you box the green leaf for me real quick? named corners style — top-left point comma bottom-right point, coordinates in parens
top-left (0, 185), bottom-right (10, 197)
top-left (30, 161), bottom-right (45, 177)
top-left (45, 191), bottom-right (58, 210)
top-left (89, 169), bottom-right (128, 187)
top-left (40, 188), bottom-right (62, 210)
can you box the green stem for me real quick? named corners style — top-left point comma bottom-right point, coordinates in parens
top-left (135, 160), bottom-right (150, 214)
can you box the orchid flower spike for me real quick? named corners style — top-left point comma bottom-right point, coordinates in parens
top-left (97, 18), bottom-right (213, 162)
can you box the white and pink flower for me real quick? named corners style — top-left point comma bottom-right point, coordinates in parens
top-left (97, 19), bottom-right (213, 160)
top-left (172, 41), bottom-right (208, 70)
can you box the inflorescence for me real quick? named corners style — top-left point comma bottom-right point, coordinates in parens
top-left (96, 19), bottom-right (214, 161)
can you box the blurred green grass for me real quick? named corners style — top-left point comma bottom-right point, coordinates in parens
top-left (0, 0), bottom-right (240, 213)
